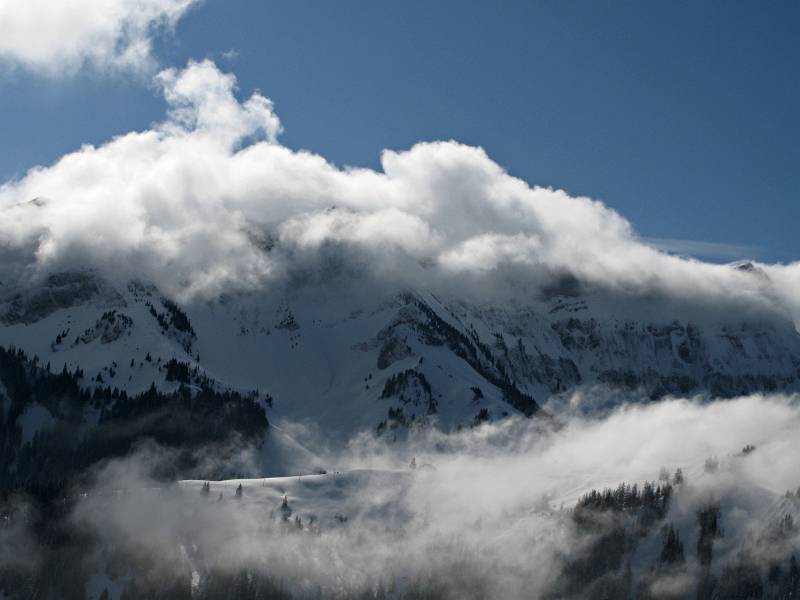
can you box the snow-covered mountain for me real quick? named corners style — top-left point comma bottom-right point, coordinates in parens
top-left (2, 265), bottom-right (800, 468)
top-left (3, 267), bottom-right (800, 599)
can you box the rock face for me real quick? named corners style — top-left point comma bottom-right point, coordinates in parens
top-left (365, 291), bottom-right (800, 414)
top-left (74, 310), bottom-right (133, 345)
top-left (481, 306), bottom-right (800, 401)
top-left (1, 271), bottom-right (125, 325)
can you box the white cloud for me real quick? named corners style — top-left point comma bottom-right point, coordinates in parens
top-left (0, 0), bottom-right (199, 75)
top-left (63, 394), bottom-right (800, 598)
top-left (0, 58), bottom-right (799, 325)
top-left (643, 237), bottom-right (760, 261)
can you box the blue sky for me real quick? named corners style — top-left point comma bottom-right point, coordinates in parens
top-left (1, 1), bottom-right (798, 262)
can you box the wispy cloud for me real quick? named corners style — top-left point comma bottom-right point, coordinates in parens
top-left (643, 237), bottom-right (760, 262)
top-left (220, 48), bottom-right (241, 61)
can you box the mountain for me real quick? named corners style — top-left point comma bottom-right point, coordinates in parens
top-left (2, 266), bottom-right (800, 483)
top-left (2, 268), bottom-right (799, 599)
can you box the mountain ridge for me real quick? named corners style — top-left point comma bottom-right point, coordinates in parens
top-left (2, 267), bottom-right (800, 473)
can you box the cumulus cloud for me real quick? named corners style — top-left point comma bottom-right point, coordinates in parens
top-left (0, 0), bottom-right (198, 75)
top-left (0, 58), bottom-right (799, 323)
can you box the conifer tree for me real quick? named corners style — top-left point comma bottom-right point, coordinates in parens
top-left (673, 468), bottom-right (685, 485)
top-left (659, 524), bottom-right (685, 566)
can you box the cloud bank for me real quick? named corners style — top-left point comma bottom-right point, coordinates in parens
top-left (1, 391), bottom-right (798, 597)
top-left (1, 59), bottom-right (799, 323)
top-left (0, 0), bottom-right (198, 75)
top-left (48, 394), bottom-right (800, 597)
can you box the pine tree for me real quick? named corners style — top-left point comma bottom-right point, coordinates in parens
top-left (673, 468), bottom-right (684, 485)
top-left (280, 494), bottom-right (292, 520)
top-left (659, 524), bottom-right (685, 566)
top-left (783, 555), bottom-right (799, 599)
top-left (697, 503), bottom-right (721, 567)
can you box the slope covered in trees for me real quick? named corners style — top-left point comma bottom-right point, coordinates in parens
top-left (0, 345), bottom-right (269, 497)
